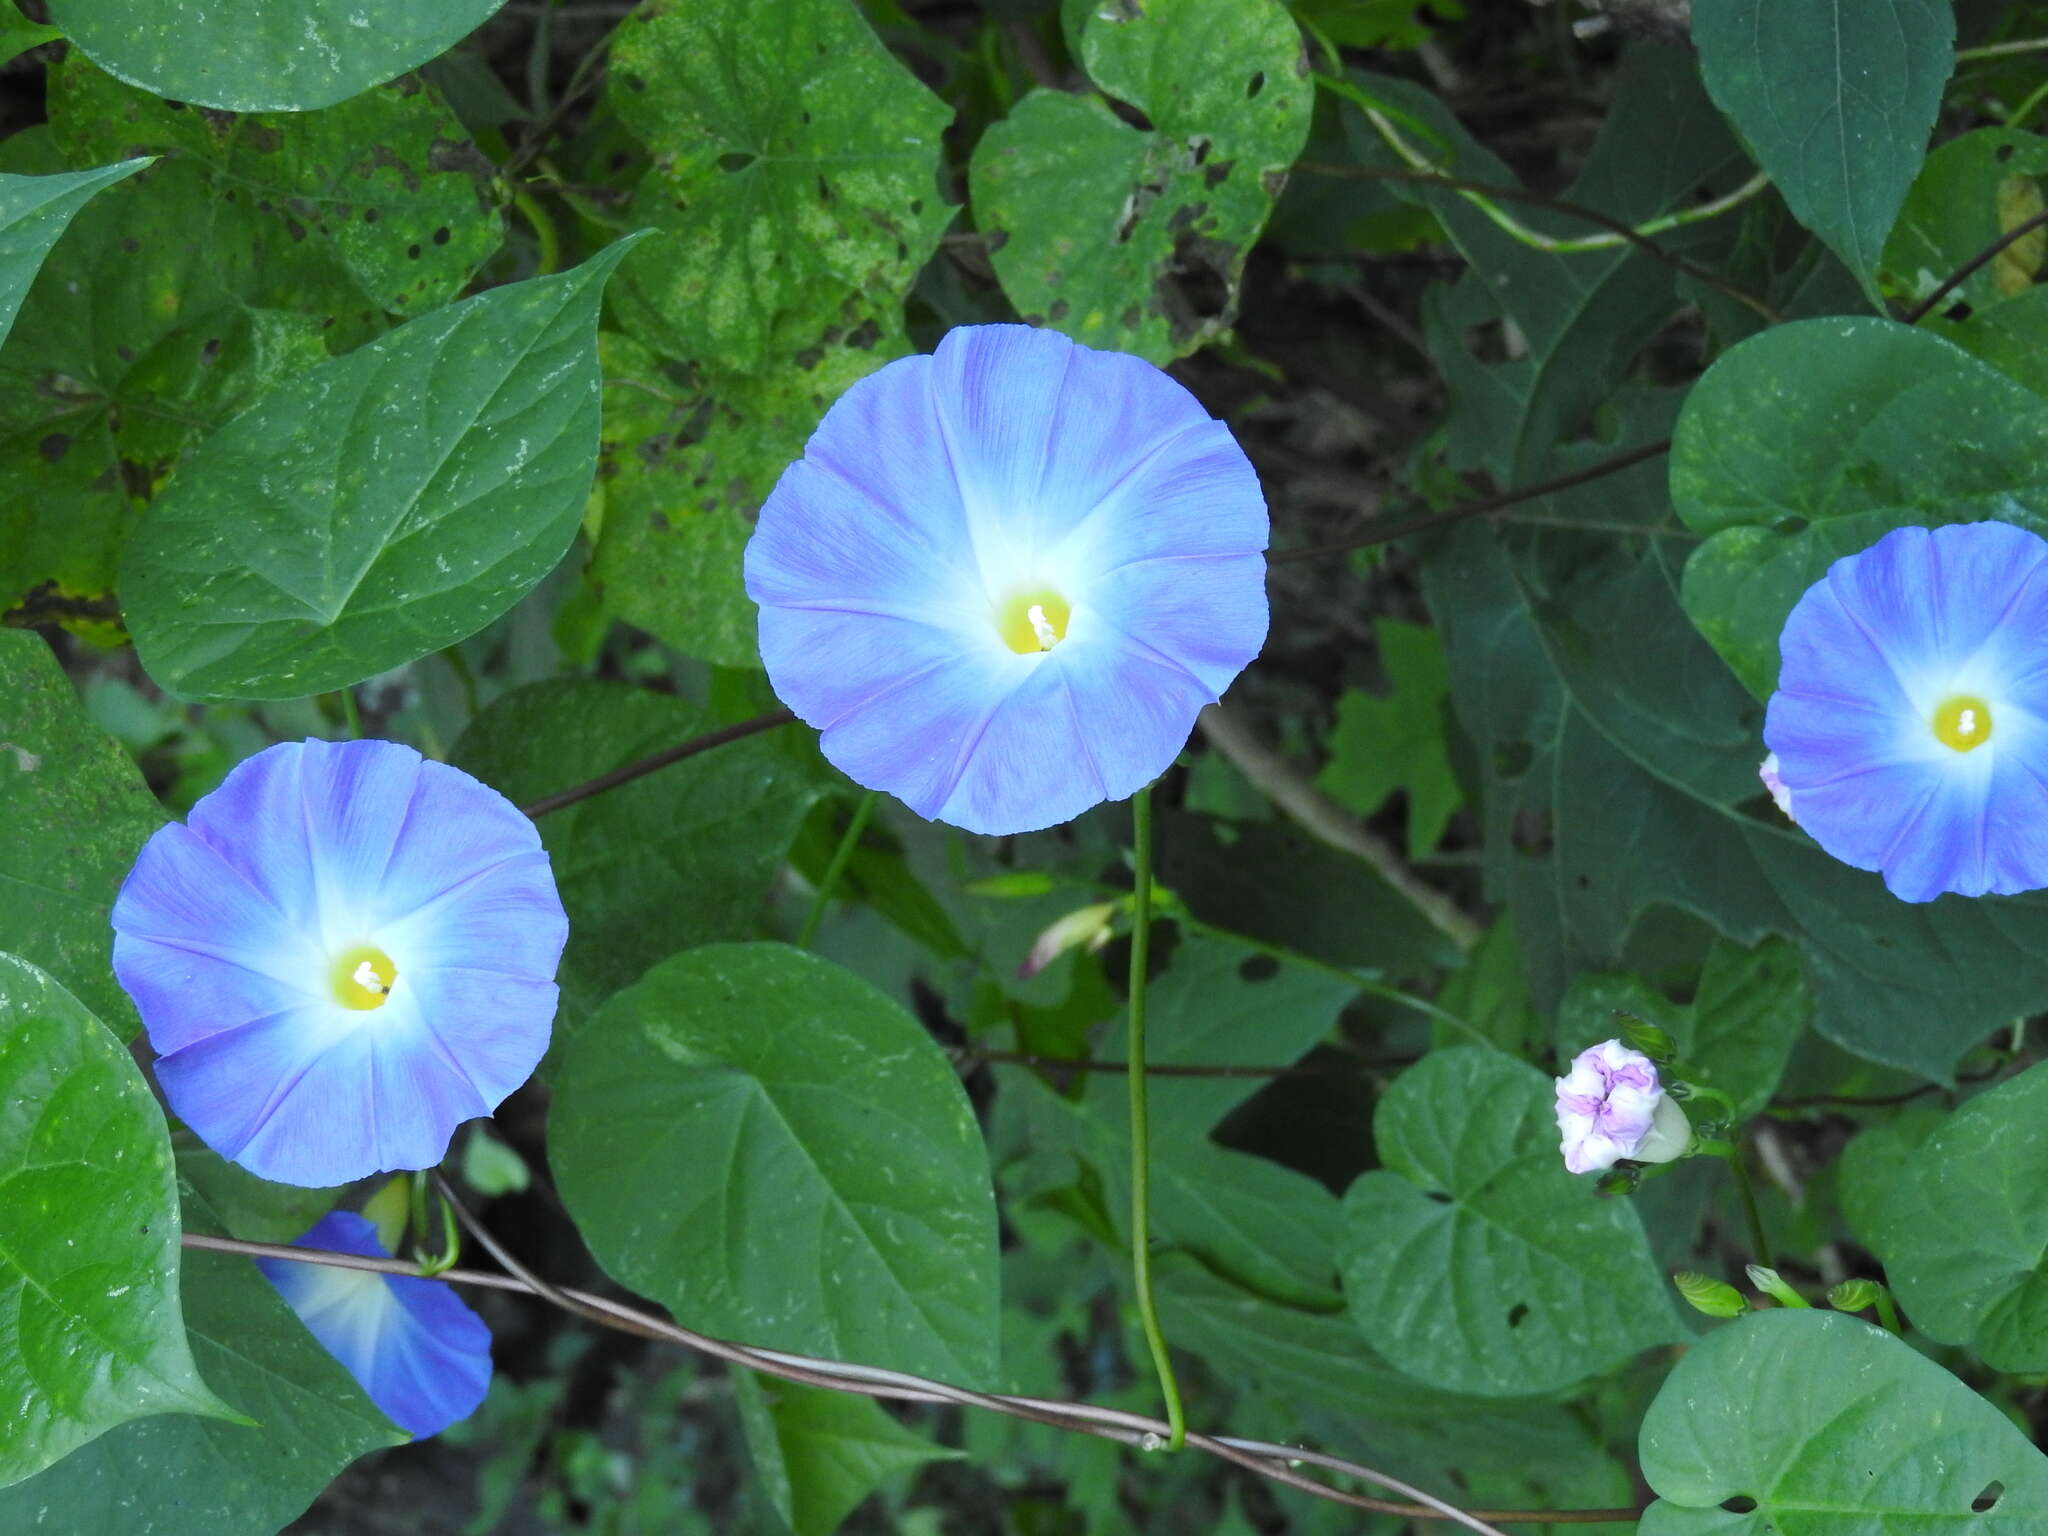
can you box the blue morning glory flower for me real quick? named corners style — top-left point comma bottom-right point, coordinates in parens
top-left (112, 738), bottom-right (567, 1186)
top-left (1765, 521), bottom-right (2048, 902)
top-left (744, 324), bottom-right (1269, 836)
top-left (258, 1211), bottom-right (492, 1438)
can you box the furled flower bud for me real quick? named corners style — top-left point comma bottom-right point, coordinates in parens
top-left (1554, 1039), bottom-right (1693, 1175)
top-left (1017, 902), bottom-right (1117, 979)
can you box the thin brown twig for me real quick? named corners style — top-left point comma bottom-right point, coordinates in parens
top-left (1272, 437), bottom-right (1671, 563)
top-left (1296, 160), bottom-right (1782, 325)
top-left (518, 708), bottom-right (796, 818)
top-left (186, 1229), bottom-right (1637, 1529)
top-left (1900, 206), bottom-right (2048, 324)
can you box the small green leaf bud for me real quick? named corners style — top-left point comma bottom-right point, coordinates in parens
top-left (1827, 1278), bottom-right (1882, 1313)
top-left (1672, 1271), bottom-right (1748, 1318)
top-left (1617, 1012), bottom-right (1677, 1063)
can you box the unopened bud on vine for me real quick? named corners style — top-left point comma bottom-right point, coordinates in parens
top-left (1827, 1278), bottom-right (1882, 1314)
top-left (1673, 1271), bottom-right (1748, 1318)
top-left (1555, 1040), bottom-right (1693, 1174)
top-left (1746, 1264), bottom-right (1810, 1309)
top-left (1017, 902), bottom-right (1117, 979)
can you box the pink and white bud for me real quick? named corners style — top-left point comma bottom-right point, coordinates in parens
top-left (1758, 752), bottom-right (1794, 822)
top-left (1018, 902), bottom-right (1117, 980)
top-left (1555, 1039), bottom-right (1692, 1175)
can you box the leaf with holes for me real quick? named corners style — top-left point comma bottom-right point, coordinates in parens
top-left (0, 156), bottom-right (148, 352)
top-left (1638, 1309), bottom-right (2045, 1532)
top-left (120, 238), bottom-right (641, 701)
top-left (0, 630), bottom-right (164, 1035)
top-left (1158, 1258), bottom-right (1636, 1526)
top-left (0, 1175), bottom-right (401, 1529)
top-left (605, 0), bottom-right (951, 374)
top-left (0, 143), bottom-right (336, 625)
top-left (451, 679), bottom-right (825, 1043)
top-left (45, 0), bottom-right (506, 113)
top-left (1871, 1062), bottom-right (2048, 1372)
top-left (1692, 0), bottom-right (1953, 291)
top-left (0, 952), bottom-right (240, 1489)
top-left (1670, 317), bottom-right (2048, 701)
top-left (52, 56), bottom-right (502, 319)
top-left (970, 0), bottom-right (1311, 363)
top-left (584, 329), bottom-right (903, 668)
top-left (1880, 126), bottom-right (2048, 317)
top-left (1337, 1047), bottom-right (1680, 1396)
top-left (550, 943), bottom-right (999, 1382)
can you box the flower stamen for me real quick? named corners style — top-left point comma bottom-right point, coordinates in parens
top-left (1932, 693), bottom-right (1993, 753)
top-left (331, 944), bottom-right (398, 1011)
top-left (995, 587), bottom-right (1071, 654)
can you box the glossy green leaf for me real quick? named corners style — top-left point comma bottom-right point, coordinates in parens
top-left (451, 679), bottom-right (824, 1040)
top-left (121, 238), bottom-right (642, 701)
top-left (0, 10), bottom-right (61, 67)
top-left (1671, 317), bottom-right (2048, 700)
top-left (1006, 1060), bottom-right (1344, 1308)
top-left (1157, 1258), bottom-right (1634, 1529)
top-left (584, 329), bottom-right (902, 668)
top-left (1931, 284), bottom-right (2048, 397)
top-left (1556, 938), bottom-right (1808, 1120)
top-left (1873, 1063), bottom-right (2048, 1371)
top-left (1881, 126), bottom-right (2048, 316)
top-left (1692, 0), bottom-right (1952, 289)
top-left (0, 143), bottom-right (336, 624)
top-left (734, 1374), bottom-right (958, 1536)
top-left (1638, 1309), bottom-right (2048, 1532)
top-left (970, 0), bottom-right (1311, 362)
top-left (605, 0), bottom-right (951, 374)
top-left (0, 629), bottom-right (164, 1034)
top-left (551, 943), bottom-right (1000, 1382)
top-left (0, 1178), bottom-right (402, 1532)
top-left (1835, 1106), bottom-right (1944, 1262)
top-left (1338, 1047), bottom-right (1679, 1396)
top-left (0, 953), bottom-right (237, 1489)
top-left (45, 0), bottom-right (507, 113)
top-left (1316, 618), bottom-right (1462, 859)
top-left (0, 157), bottom-right (149, 352)
top-left (51, 57), bottom-right (503, 318)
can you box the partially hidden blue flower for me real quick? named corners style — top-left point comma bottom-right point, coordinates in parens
top-left (259, 1211), bottom-right (491, 1438)
top-left (1554, 1040), bottom-right (1691, 1176)
top-left (1764, 521), bottom-right (2048, 902)
top-left (744, 324), bottom-right (1270, 836)
top-left (112, 738), bottom-right (567, 1187)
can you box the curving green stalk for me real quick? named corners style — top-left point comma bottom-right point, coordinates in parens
top-left (1126, 787), bottom-right (1186, 1449)
top-left (799, 789), bottom-right (879, 949)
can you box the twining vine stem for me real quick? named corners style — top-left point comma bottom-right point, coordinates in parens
top-left (798, 788), bottom-right (879, 947)
top-left (1899, 206), bottom-right (2048, 325)
top-left (1122, 786), bottom-right (1187, 1450)
top-left (182, 1223), bottom-right (1636, 1531)
top-left (517, 707), bottom-right (795, 817)
top-left (1272, 437), bottom-right (1673, 563)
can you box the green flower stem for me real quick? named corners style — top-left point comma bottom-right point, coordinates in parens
top-left (512, 185), bottom-right (562, 276)
top-left (1700, 1137), bottom-right (1773, 1270)
top-left (336, 687), bottom-right (361, 739)
top-left (1873, 1284), bottom-right (1905, 1337)
top-left (409, 1171), bottom-right (461, 1277)
top-left (798, 789), bottom-right (878, 949)
top-left (1127, 786), bottom-right (1186, 1450)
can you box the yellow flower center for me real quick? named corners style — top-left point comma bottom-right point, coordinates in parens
top-left (330, 944), bottom-right (398, 1010)
top-left (1932, 694), bottom-right (1993, 753)
top-left (994, 587), bottom-right (1071, 654)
